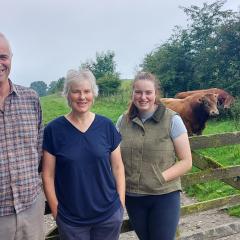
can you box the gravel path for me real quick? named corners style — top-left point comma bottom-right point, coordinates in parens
top-left (44, 192), bottom-right (240, 239)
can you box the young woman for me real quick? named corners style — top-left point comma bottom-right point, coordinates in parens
top-left (42, 69), bottom-right (125, 240)
top-left (117, 72), bottom-right (192, 240)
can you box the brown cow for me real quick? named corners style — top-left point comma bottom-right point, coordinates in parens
top-left (161, 93), bottom-right (219, 136)
top-left (175, 88), bottom-right (234, 109)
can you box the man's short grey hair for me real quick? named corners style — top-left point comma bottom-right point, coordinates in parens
top-left (0, 32), bottom-right (13, 56)
top-left (63, 69), bottom-right (99, 98)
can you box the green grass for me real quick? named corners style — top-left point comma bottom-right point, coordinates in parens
top-left (40, 93), bottom-right (70, 124)
top-left (202, 118), bottom-right (238, 134)
top-left (120, 79), bottom-right (132, 91)
top-left (92, 94), bottom-right (129, 123)
top-left (40, 92), bottom-right (129, 124)
top-left (186, 118), bottom-right (240, 217)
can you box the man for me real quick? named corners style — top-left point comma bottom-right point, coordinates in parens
top-left (0, 33), bottom-right (45, 240)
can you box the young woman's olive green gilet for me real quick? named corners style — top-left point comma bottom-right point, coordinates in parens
top-left (119, 103), bottom-right (182, 195)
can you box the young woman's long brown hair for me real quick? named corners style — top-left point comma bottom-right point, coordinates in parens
top-left (126, 72), bottom-right (162, 120)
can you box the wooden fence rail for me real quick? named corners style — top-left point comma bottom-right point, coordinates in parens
top-left (189, 131), bottom-right (240, 150)
top-left (182, 165), bottom-right (240, 187)
top-left (45, 131), bottom-right (240, 239)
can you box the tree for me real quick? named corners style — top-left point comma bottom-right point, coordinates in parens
top-left (142, 1), bottom-right (240, 97)
top-left (80, 51), bottom-right (116, 80)
top-left (47, 81), bottom-right (58, 94)
top-left (30, 81), bottom-right (47, 96)
top-left (142, 30), bottom-right (195, 96)
top-left (80, 51), bottom-right (121, 95)
top-left (47, 77), bottom-right (65, 95)
top-left (181, 0), bottom-right (236, 89)
top-left (97, 73), bottom-right (121, 95)
top-left (213, 17), bottom-right (240, 95)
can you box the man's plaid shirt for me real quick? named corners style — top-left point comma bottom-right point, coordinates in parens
top-left (0, 80), bottom-right (43, 216)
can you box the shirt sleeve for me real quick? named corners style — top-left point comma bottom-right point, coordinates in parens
top-left (109, 120), bottom-right (122, 152)
top-left (43, 124), bottom-right (55, 155)
top-left (115, 115), bottom-right (123, 132)
top-left (170, 115), bottom-right (187, 139)
top-left (37, 100), bottom-right (44, 173)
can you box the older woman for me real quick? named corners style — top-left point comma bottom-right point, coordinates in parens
top-left (117, 72), bottom-right (192, 240)
top-left (42, 69), bottom-right (125, 240)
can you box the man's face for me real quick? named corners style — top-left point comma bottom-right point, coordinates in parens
top-left (0, 37), bottom-right (12, 84)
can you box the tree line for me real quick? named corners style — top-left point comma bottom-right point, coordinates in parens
top-left (30, 1), bottom-right (240, 98)
top-left (30, 51), bottom-right (121, 97)
top-left (142, 0), bottom-right (240, 97)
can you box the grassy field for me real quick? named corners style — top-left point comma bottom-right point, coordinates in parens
top-left (40, 92), bottom-right (240, 216)
top-left (40, 92), bottom-right (130, 124)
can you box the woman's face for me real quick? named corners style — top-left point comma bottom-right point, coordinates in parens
top-left (68, 80), bottom-right (94, 114)
top-left (132, 79), bottom-right (156, 113)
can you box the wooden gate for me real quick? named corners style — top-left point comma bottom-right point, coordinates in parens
top-left (45, 131), bottom-right (240, 239)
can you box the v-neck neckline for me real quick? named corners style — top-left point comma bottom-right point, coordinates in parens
top-left (63, 114), bottom-right (97, 134)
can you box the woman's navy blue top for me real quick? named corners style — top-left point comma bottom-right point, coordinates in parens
top-left (43, 115), bottom-right (121, 226)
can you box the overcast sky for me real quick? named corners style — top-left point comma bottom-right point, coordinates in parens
top-left (1, 0), bottom-right (239, 87)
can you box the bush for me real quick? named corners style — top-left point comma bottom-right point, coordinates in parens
top-left (97, 73), bottom-right (121, 95)
top-left (229, 98), bottom-right (240, 130)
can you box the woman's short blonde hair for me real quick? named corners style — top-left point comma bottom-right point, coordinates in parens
top-left (63, 69), bottom-right (99, 98)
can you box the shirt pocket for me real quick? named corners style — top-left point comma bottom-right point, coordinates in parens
top-left (15, 112), bottom-right (38, 145)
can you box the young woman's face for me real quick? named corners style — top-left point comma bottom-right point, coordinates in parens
top-left (132, 79), bottom-right (156, 113)
top-left (68, 80), bottom-right (94, 114)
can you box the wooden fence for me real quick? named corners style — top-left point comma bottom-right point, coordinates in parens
top-left (45, 131), bottom-right (240, 239)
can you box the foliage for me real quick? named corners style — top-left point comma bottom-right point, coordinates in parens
top-left (80, 51), bottom-right (121, 95)
top-left (30, 81), bottom-right (47, 96)
top-left (81, 51), bottom-right (116, 79)
top-left (228, 205), bottom-right (240, 217)
top-left (229, 98), bottom-right (240, 130)
top-left (47, 77), bottom-right (65, 95)
top-left (97, 73), bottom-right (121, 95)
top-left (37, 51), bottom-right (121, 97)
top-left (143, 36), bottom-right (195, 97)
top-left (142, 1), bottom-right (240, 97)
top-left (47, 81), bottom-right (58, 94)
top-left (216, 98), bottom-right (240, 121)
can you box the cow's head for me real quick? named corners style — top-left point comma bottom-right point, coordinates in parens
top-left (200, 93), bottom-right (219, 116)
